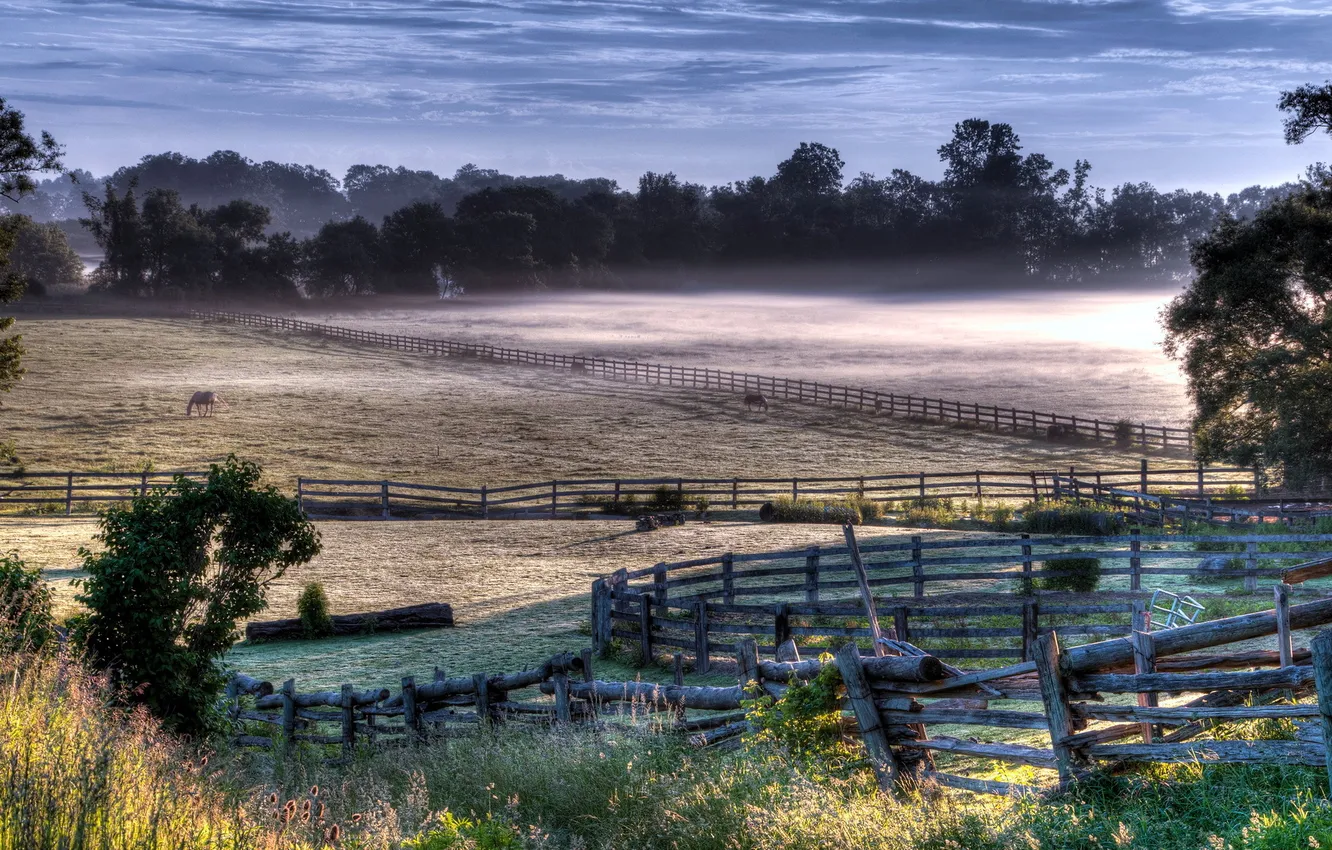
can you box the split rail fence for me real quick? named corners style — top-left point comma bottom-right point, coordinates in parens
top-left (191, 309), bottom-right (1193, 451)
top-left (1055, 473), bottom-right (1332, 529)
top-left (591, 532), bottom-right (1332, 669)
top-left (0, 470), bottom-right (206, 515)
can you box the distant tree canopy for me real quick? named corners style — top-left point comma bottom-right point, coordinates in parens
top-left (54, 117), bottom-right (1307, 299)
top-left (1164, 83), bottom-right (1332, 490)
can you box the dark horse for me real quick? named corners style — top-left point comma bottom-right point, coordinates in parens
top-left (744, 393), bottom-right (769, 411)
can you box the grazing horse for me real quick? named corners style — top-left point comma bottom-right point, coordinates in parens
top-left (186, 391), bottom-right (228, 417)
top-left (744, 392), bottom-right (769, 412)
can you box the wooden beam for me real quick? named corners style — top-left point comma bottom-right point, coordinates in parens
top-left (843, 524), bottom-right (886, 657)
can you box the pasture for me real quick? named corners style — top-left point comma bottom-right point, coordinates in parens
top-left (2, 316), bottom-right (1160, 491)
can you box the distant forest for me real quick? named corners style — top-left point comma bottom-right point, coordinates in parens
top-left (1, 118), bottom-right (1303, 298)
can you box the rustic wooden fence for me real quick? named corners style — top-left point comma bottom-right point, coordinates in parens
top-left (590, 532), bottom-right (1332, 667)
top-left (1053, 473), bottom-right (1332, 529)
top-left (229, 592), bottom-right (1332, 796)
top-left (0, 470), bottom-right (206, 515)
top-left (191, 309), bottom-right (1193, 451)
top-left (1, 462), bottom-right (1256, 519)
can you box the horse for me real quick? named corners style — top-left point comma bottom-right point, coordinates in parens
top-left (186, 391), bottom-right (228, 417)
top-left (744, 393), bottom-right (769, 412)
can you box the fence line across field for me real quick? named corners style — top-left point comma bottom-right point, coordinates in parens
top-left (190, 309), bottom-right (1193, 451)
top-left (0, 462), bottom-right (1258, 518)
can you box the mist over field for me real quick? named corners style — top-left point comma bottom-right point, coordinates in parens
top-left (313, 285), bottom-right (1189, 427)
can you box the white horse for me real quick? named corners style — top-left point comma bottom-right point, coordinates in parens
top-left (186, 391), bottom-right (228, 417)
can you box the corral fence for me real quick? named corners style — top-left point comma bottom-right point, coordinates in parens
top-left (190, 309), bottom-right (1193, 451)
top-left (229, 590), bottom-right (1332, 797)
top-left (0, 462), bottom-right (1258, 519)
top-left (590, 532), bottom-right (1332, 670)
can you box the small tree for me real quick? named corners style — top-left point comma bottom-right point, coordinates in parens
top-left (1039, 551), bottom-right (1102, 593)
top-left (0, 550), bottom-right (54, 652)
top-left (73, 456), bottom-right (320, 736)
top-left (297, 582), bottom-right (334, 638)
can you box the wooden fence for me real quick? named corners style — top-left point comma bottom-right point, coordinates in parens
top-left (294, 462), bottom-right (1254, 520)
top-left (191, 309), bottom-right (1193, 451)
top-left (1054, 473), bottom-right (1332, 529)
top-left (1, 462), bottom-right (1257, 519)
top-left (0, 470), bottom-right (206, 515)
top-left (591, 532), bottom-right (1332, 666)
top-left (229, 593), bottom-right (1332, 797)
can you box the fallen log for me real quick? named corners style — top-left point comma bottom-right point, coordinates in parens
top-left (255, 687), bottom-right (389, 710)
top-left (757, 653), bottom-right (945, 684)
top-left (245, 603), bottom-right (454, 641)
top-left (228, 673), bottom-right (273, 697)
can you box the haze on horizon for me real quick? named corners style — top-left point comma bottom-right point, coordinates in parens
top-left (4, 0), bottom-right (1331, 193)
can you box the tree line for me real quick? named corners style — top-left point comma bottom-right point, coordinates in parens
top-left (51, 121), bottom-right (1297, 299)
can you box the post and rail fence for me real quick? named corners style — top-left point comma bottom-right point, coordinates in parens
top-left (189, 309), bottom-right (1194, 451)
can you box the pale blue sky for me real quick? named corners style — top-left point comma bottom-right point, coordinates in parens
top-left (3, 0), bottom-right (1330, 191)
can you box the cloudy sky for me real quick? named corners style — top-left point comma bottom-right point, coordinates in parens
top-left (3, 0), bottom-right (1330, 192)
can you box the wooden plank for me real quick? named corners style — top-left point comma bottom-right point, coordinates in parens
top-left (1312, 628), bottom-right (1332, 796)
top-left (1087, 740), bottom-right (1325, 766)
top-left (834, 641), bottom-right (899, 793)
top-left (1074, 704), bottom-right (1319, 722)
top-left (923, 771), bottom-right (1037, 797)
top-left (1284, 556), bottom-right (1332, 585)
top-left (903, 737), bottom-right (1056, 769)
top-left (1034, 632), bottom-right (1078, 787)
top-left (1073, 666), bottom-right (1313, 694)
top-left (843, 524), bottom-right (886, 657)
top-left (878, 707), bottom-right (1048, 729)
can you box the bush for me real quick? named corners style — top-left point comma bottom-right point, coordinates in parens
top-left (1114, 418), bottom-right (1136, 448)
top-left (646, 484), bottom-right (685, 512)
top-left (297, 582), bottom-right (333, 638)
top-left (0, 550), bottom-right (53, 652)
top-left (1020, 499), bottom-right (1127, 535)
top-left (1039, 549), bottom-right (1102, 592)
top-left (903, 497), bottom-right (957, 528)
top-left (73, 456), bottom-right (321, 736)
top-left (768, 496), bottom-right (860, 525)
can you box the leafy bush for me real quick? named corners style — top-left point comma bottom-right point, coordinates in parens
top-left (646, 484), bottom-right (685, 512)
top-left (402, 811), bottom-right (523, 849)
top-left (297, 582), bottom-right (334, 638)
top-left (903, 497), bottom-right (957, 528)
top-left (1020, 499), bottom-right (1127, 535)
top-left (1039, 549), bottom-right (1102, 592)
top-left (768, 496), bottom-right (860, 525)
top-left (73, 456), bottom-right (321, 736)
top-left (0, 550), bottom-right (53, 652)
top-left (846, 494), bottom-right (883, 523)
top-left (1114, 418), bottom-right (1136, 448)
top-left (745, 653), bottom-right (847, 758)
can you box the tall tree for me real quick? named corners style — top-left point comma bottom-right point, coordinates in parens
top-left (1279, 81), bottom-right (1332, 145)
top-left (0, 97), bottom-right (66, 399)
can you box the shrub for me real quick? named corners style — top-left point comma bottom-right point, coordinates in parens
top-left (402, 812), bottom-right (523, 849)
top-left (646, 484), bottom-right (685, 512)
top-left (903, 497), bottom-right (957, 528)
top-left (0, 550), bottom-right (53, 652)
top-left (1020, 499), bottom-right (1127, 535)
top-left (769, 496), bottom-right (860, 525)
top-left (297, 582), bottom-right (334, 638)
top-left (1114, 418), bottom-right (1136, 448)
top-left (846, 494), bottom-right (883, 523)
top-left (1039, 549), bottom-right (1102, 592)
top-left (73, 456), bottom-right (321, 736)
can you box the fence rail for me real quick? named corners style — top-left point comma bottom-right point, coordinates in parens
top-left (191, 310), bottom-right (1194, 450)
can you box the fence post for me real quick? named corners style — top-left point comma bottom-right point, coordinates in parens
top-left (893, 606), bottom-right (908, 642)
top-left (735, 638), bottom-right (759, 687)
top-left (638, 593), bottom-right (654, 663)
top-left (280, 679), bottom-right (296, 752)
top-left (911, 535), bottom-right (924, 597)
top-left (481, 484), bottom-right (488, 519)
top-left (380, 481), bottom-right (389, 519)
top-left (918, 472), bottom-right (926, 502)
top-left (774, 603), bottom-right (791, 649)
top-left (1140, 458), bottom-right (1149, 496)
top-left (140, 471), bottom-right (149, 497)
top-left (1253, 466), bottom-right (1263, 496)
top-left (722, 552), bottom-right (735, 604)
top-left (1129, 629), bottom-right (1158, 743)
top-left (1021, 599), bottom-right (1038, 660)
top-left (1021, 533), bottom-right (1033, 595)
top-left (1030, 471), bottom-right (1040, 501)
top-left (1197, 465), bottom-right (1206, 498)
top-left (614, 480), bottom-right (621, 506)
top-left (804, 546), bottom-right (820, 603)
top-left (1276, 583), bottom-right (1293, 668)
top-left (402, 676), bottom-right (422, 743)
top-left (340, 684), bottom-right (356, 753)
top-left (694, 602), bottom-right (710, 674)
top-left (591, 579), bottom-right (611, 655)
top-left (65, 472), bottom-right (73, 516)
top-left (792, 478), bottom-right (798, 500)
top-left (1130, 530), bottom-right (1142, 592)
top-left (672, 653), bottom-right (684, 687)
top-left (473, 673), bottom-right (490, 729)
top-left (1033, 632), bottom-right (1078, 789)
top-left (296, 477), bottom-right (304, 515)
top-left (833, 642), bottom-right (898, 795)
top-left (731, 479), bottom-right (738, 510)
top-left (1245, 540), bottom-right (1260, 593)
top-left (580, 648), bottom-right (594, 683)
top-left (1310, 629), bottom-right (1332, 797)
top-left (552, 670), bottom-right (572, 725)
top-left (652, 563), bottom-right (667, 605)
top-left (551, 482), bottom-right (558, 519)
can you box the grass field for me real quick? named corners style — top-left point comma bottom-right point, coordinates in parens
top-left (1, 316), bottom-right (1171, 494)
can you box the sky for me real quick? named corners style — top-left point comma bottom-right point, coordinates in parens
top-left (3, 0), bottom-right (1331, 193)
